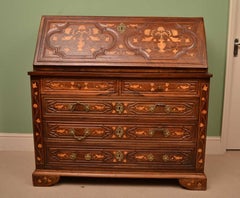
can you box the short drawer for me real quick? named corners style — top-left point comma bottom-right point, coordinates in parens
top-left (41, 78), bottom-right (117, 95)
top-left (42, 97), bottom-right (199, 118)
top-left (45, 121), bottom-right (197, 143)
top-left (46, 146), bottom-right (196, 171)
top-left (122, 80), bottom-right (199, 96)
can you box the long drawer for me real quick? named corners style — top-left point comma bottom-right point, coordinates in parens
top-left (42, 97), bottom-right (199, 118)
top-left (44, 121), bottom-right (197, 143)
top-left (46, 146), bottom-right (196, 171)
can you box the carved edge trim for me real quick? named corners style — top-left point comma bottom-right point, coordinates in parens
top-left (31, 77), bottom-right (44, 168)
top-left (196, 81), bottom-right (210, 171)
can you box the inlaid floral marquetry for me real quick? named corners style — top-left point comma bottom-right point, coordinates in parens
top-left (34, 16), bottom-right (207, 68)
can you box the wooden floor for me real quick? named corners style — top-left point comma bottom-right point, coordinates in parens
top-left (0, 151), bottom-right (240, 198)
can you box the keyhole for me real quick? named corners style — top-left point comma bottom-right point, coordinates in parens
top-left (117, 23), bottom-right (126, 33)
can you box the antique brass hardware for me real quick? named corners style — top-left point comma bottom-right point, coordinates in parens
top-left (115, 103), bottom-right (124, 114)
top-left (164, 106), bottom-right (172, 113)
top-left (115, 126), bottom-right (124, 138)
top-left (69, 102), bottom-right (90, 112)
top-left (162, 154), bottom-right (170, 162)
top-left (69, 128), bottom-right (90, 141)
top-left (149, 103), bottom-right (166, 112)
top-left (148, 128), bottom-right (170, 137)
top-left (69, 153), bottom-right (77, 160)
top-left (117, 23), bottom-right (126, 33)
top-left (147, 153), bottom-right (154, 161)
top-left (162, 129), bottom-right (170, 137)
top-left (150, 104), bottom-right (172, 113)
top-left (115, 151), bottom-right (124, 162)
top-left (84, 153), bottom-right (92, 161)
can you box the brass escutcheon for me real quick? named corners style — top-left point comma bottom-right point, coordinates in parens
top-left (115, 126), bottom-right (124, 138)
top-left (117, 23), bottom-right (126, 33)
top-left (115, 151), bottom-right (124, 162)
top-left (115, 103), bottom-right (124, 114)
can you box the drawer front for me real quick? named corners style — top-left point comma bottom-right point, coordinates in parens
top-left (45, 121), bottom-right (197, 142)
top-left (122, 80), bottom-right (199, 96)
top-left (41, 78), bottom-right (117, 95)
top-left (43, 97), bottom-right (198, 118)
top-left (46, 147), bottom-right (196, 170)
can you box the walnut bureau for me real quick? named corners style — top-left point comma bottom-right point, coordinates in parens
top-left (28, 16), bottom-right (212, 190)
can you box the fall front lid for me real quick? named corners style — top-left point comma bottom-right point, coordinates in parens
top-left (33, 16), bottom-right (207, 68)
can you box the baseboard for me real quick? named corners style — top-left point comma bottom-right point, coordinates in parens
top-left (0, 133), bottom-right (226, 154)
top-left (0, 133), bottom-right (34, 151)
top-left (206, 136), bottom-right (226, 154)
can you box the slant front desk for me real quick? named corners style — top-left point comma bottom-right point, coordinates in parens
top-left (28, 16), bottom-right (212, 190)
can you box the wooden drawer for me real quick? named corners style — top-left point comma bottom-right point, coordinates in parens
top-left (46, 146), bottom-right (196, 171)
top-left (42, 97), bottom-right (199, 118)
top-left (41, 78), bottom-right (118, 95)
top-left (122, 80), bottom-right (199, 96)
top-left (44, 121), bottom-right (197, 143)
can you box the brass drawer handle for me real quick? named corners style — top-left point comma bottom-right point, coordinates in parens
top-left (69, 153), bottom-right (77, 160)
top-left (149, 128), bottom-right (170, 137)
top-left (69, 102), bottom-right (90, 112)
top-left (150, 104), bottom-right (172, 113)
top-left (115, 103), bottom-right (124, 114)
top-left (149, 103), bottom-right (166, 112)
top-left (70, 128), bottom-right (90, 141)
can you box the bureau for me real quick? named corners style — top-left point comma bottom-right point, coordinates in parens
top-left (28, 16), bottom-right (211, 190)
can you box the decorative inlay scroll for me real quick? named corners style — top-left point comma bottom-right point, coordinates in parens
top-left (45, 22), bottom-right (117, 59)
top-left (125, 23), bottom-right (197, 60)
top-left (31, 79), bottom-right (44, 167)
top-left (196, 82), bottom-right (209, 171)
top-left (35, 16), bottom-right (207, 67)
